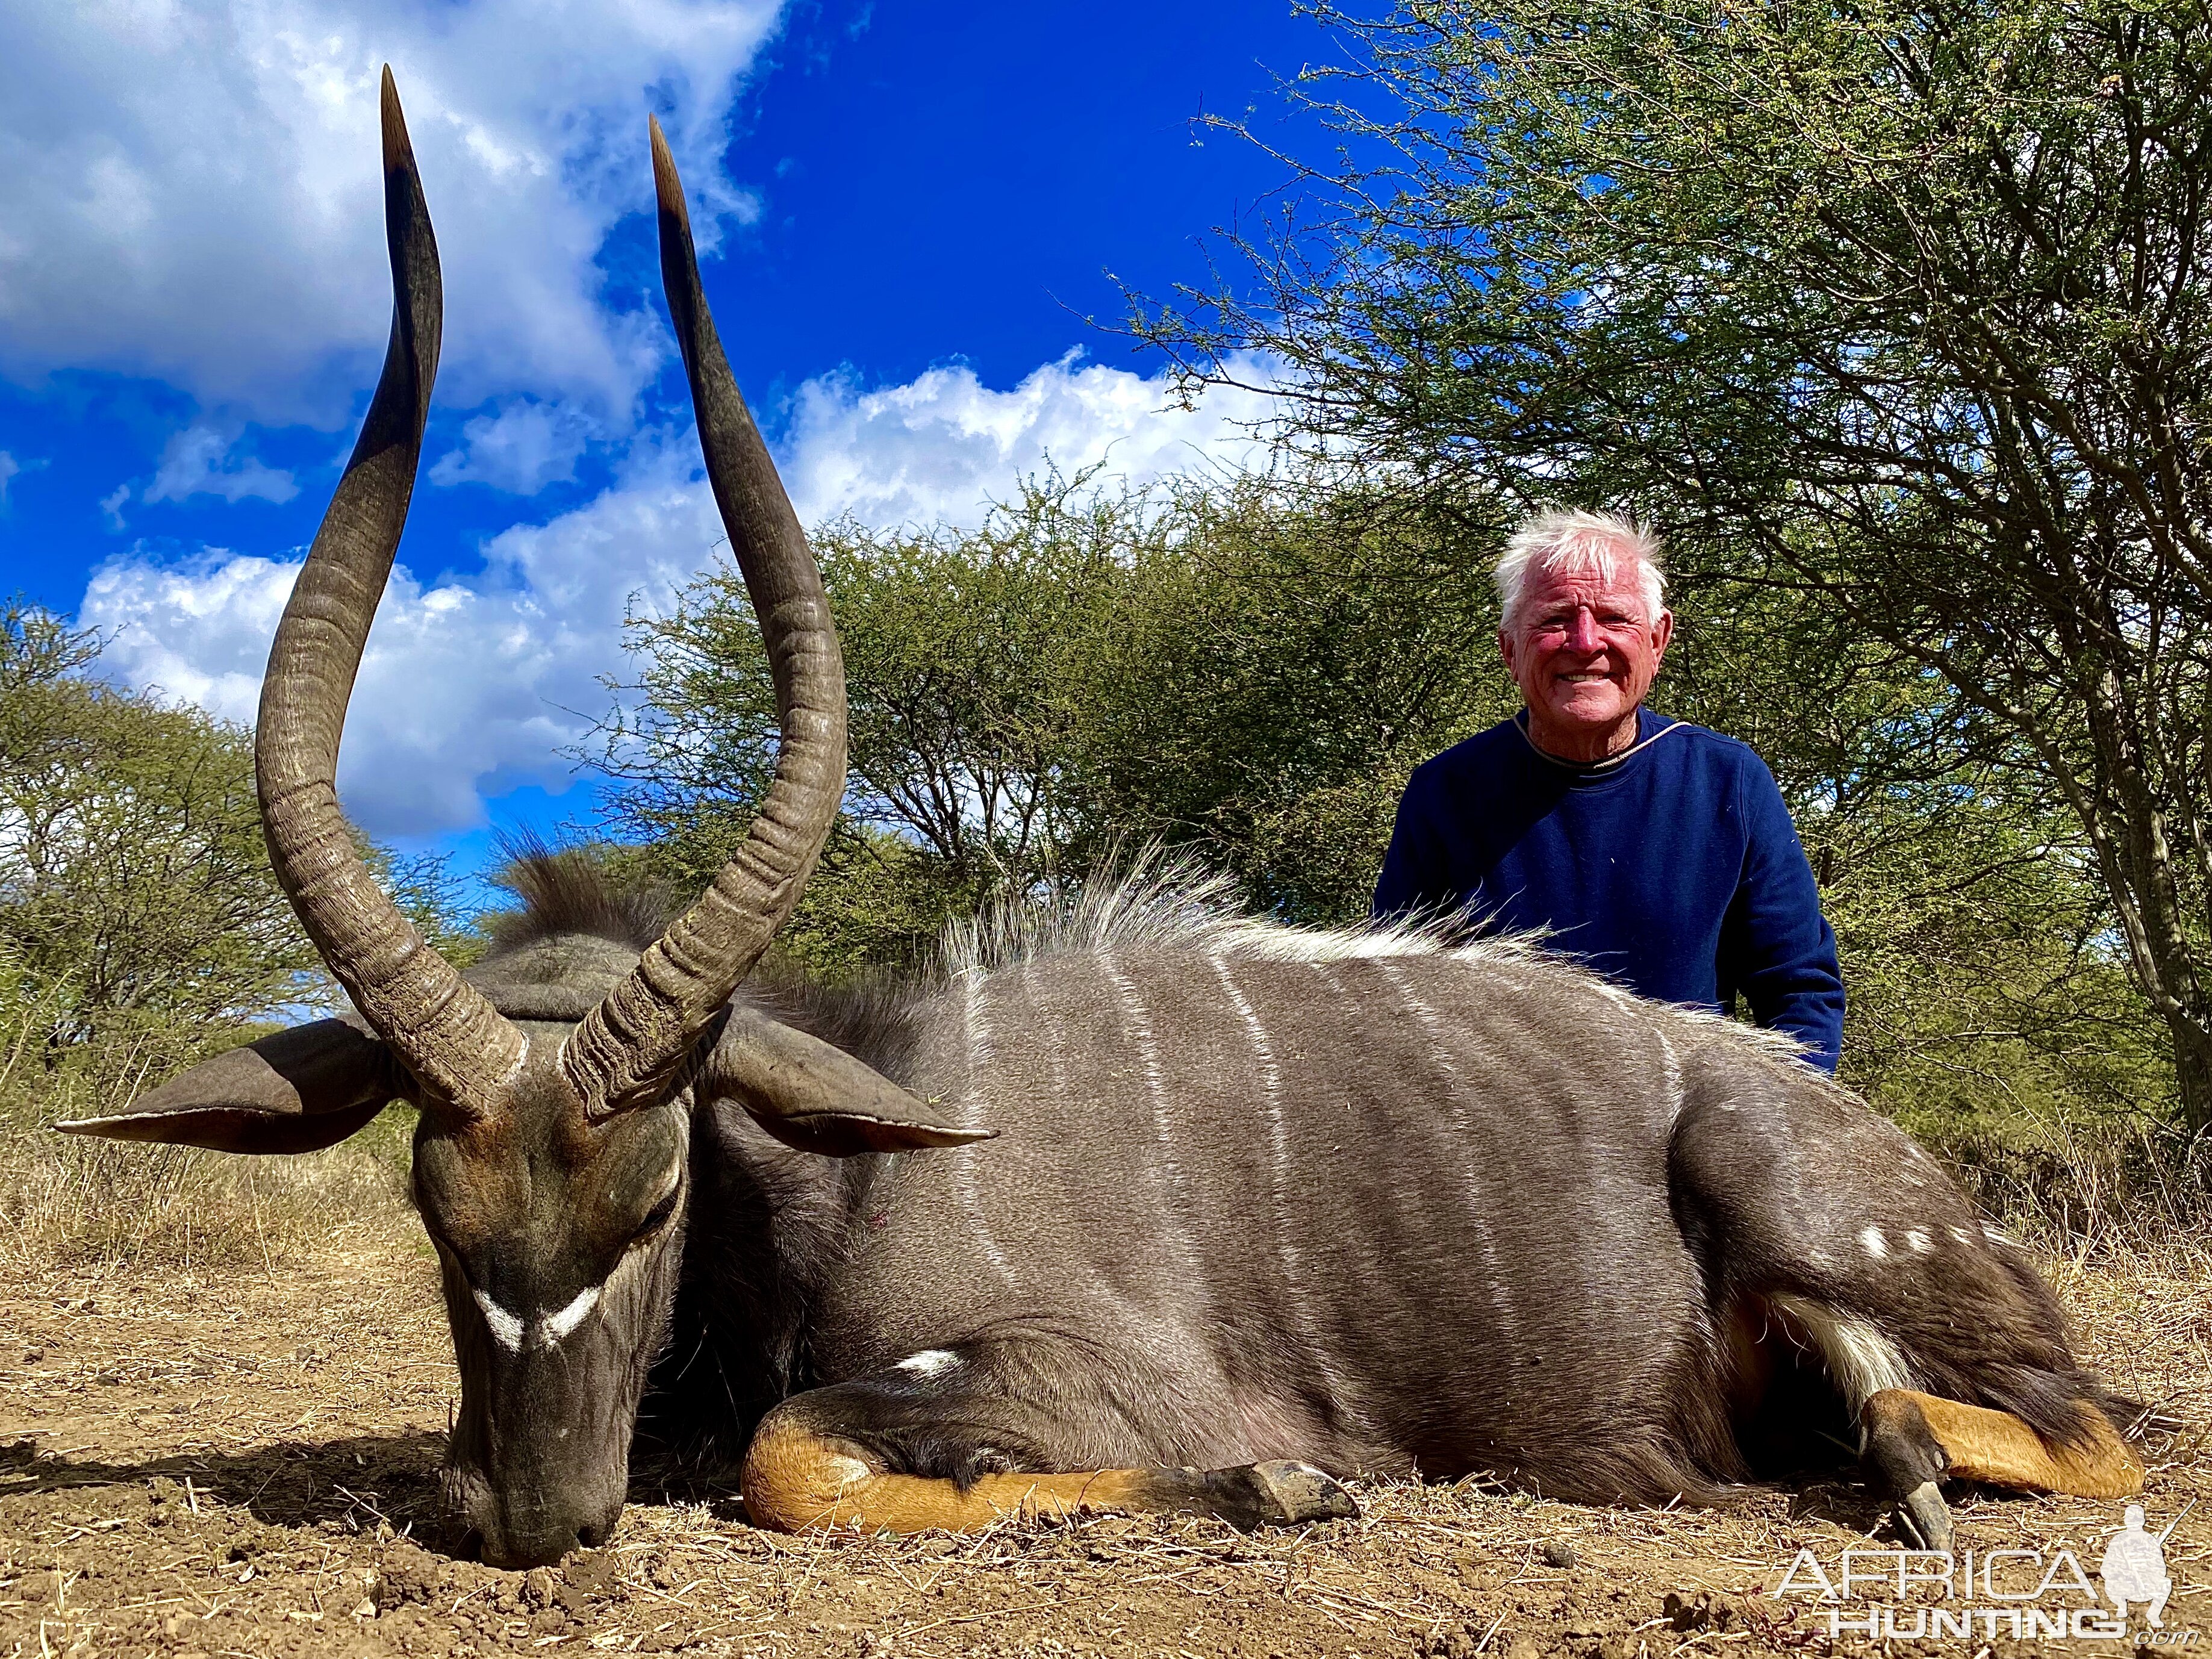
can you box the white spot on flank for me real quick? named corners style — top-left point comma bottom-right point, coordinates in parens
top-left (1948, 1226), bottom-right (1975, 1248)
top-left (1904, 1228), bottom-right (1933, 1255)
top-left (1860, 1225), bottom-right (1890, 1260)
top-left (1982, 1221), bottom-right (2020, 1248)
top-left (473, 1289), bottom-right (525, 1353)
top-left (897, 1349), bottom-right (959, 1378)
top-left (542, 1284), bottom-right (601, 1342)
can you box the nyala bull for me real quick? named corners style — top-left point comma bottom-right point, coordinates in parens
top-left (66, 71), bottom-right (2147, 1570)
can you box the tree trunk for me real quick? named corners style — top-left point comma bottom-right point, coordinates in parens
top-left (2168, 1014), bottom-right (2212, 1145)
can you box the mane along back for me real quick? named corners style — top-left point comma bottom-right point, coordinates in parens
top-left (466, 844), bottom-right (681, 1022)
top-left (482, 843), bottom-right (679, 955)
top-left (937, 854), bottom-right (1808, 1065)
top-left (938, 854), bottom-right (1545, 977)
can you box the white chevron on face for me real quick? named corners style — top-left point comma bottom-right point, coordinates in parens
top-left (473, 1287), bottom-right (526, 1353)
top-left (472, 1280), bottom-right (606, 1352)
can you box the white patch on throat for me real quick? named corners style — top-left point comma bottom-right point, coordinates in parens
top-left (896, 1349), bottom-right (959, 1378)
top-left (472, 1288), bottom-right (526, 1354)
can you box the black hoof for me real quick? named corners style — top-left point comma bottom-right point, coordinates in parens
top-left (1247, 1460), bottom-right (1359, 1525)
top-left (1860, 1390), bottom-right (1952, 1552)
top-left (1141, 1460), bottom-right (1360, 1530)
top-left (1893, 1479), bottom-right (1954, 1553)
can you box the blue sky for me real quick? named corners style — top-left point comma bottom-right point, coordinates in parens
top-left (0, 0), bottom-right (1336, 889)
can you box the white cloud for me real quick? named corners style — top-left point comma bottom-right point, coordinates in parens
top-left (781, 351), bottom-right (1284, 530)
top-left (83, 356), bottom-right (1285, 836)
top-left (0, 452), bottom-right (16, 506)
top-left (0, 1), bottom-right (781, 422)
top-left (142, 425), bottom-right (299, 506)
top-left (86, 441), bottom-right (721, 837)
top-left (429, 400), bottom-right (596, 493)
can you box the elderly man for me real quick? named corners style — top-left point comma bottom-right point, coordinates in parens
top-left (1372, 508), bottom-right (1846, 1070)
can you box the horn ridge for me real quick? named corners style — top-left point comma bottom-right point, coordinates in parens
top-left (254, 67), bottom-right (525, 1117)
top-left (559, 120), bottom-right (849, 1119)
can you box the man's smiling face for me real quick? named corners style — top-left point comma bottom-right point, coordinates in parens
top-left (1500, 552), bottom-right (1674, 762)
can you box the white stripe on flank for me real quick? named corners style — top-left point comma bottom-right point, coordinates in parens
top-left (1101, 950), bottom-right (1203, 1277)
top-left (1208, 954), bottom-right (1349, 1404)
top-left (1209, 955), bottom-right (1297, 1281)
top-left (897, 1349), bottom-right (959, 1377)
top-left (1375, 960), bottom-right (1520, 1349)
top-left (473, 1289), bottom-right (525, 1354)
top-left (1654, 1024), bottom-right (1683, 1125)
top-left (956, 969), bottom-right (1015, 1286)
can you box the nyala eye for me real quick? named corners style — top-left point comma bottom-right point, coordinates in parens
top-left (635, 1183), bottom-right (682, 1240)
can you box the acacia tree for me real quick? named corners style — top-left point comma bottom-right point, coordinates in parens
top-left (0, 602), bottom-right (466, 1101)
top-left (594, 478), bottom-right (1150, 971)
top-left (594, 472), bottom-right (1513, 959)
top-left (1144, 0), bottom-right (2212, 1134)
top-left (0, 604), bottom-right (319, 1095)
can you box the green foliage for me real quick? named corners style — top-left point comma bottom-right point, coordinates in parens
top-left (0, 603), bottom-right (417, 1265)
top-left (597, 474), bottom-right (1144, 974)
top-left (0, 603), bottom-right (319, 1086)
top-left (1067, 476), bottom-right (1516, 922)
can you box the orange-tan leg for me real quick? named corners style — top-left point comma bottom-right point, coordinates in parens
top-left (1865, 1389), bottom-right (2143, 1496)
top-left (740, 1412), bottom-right (1356, 1535)
top-left (1860, 1389), bottom-right (2142, 1551)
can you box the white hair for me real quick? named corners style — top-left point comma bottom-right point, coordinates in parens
top-left (1494, 508), bottom-right (1668, 633)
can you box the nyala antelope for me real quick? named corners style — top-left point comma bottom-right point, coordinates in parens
top-left (66, 72), bottom-right (2146, 1570)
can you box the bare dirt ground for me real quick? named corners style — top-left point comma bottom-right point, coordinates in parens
top-left (0, 1230), bottom-right (2204, 1659)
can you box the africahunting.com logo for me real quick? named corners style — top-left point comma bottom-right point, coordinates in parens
top-left (1771, 1504), bottom-right (2195, 1643)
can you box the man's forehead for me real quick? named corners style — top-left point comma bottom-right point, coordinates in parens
top-left (1520, 552), bottom-right (1648, 610)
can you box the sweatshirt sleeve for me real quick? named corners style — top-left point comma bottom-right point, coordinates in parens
top-left (1723, 757), bottom-right (1846, 1072)
top-left (1372, 765), bottom-right (1451, 921)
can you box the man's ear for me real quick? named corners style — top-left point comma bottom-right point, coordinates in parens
top-left (55, 1019), bottom-right (403, 1154)
top-left (700, 1004), bottom-right (995, 1158)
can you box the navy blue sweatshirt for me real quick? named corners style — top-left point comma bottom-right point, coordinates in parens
top-left (1372, 710), bottom-right (1845, 1070)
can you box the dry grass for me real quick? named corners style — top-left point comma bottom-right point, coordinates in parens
top-left (0, 1119), bottom-right (414, 1273)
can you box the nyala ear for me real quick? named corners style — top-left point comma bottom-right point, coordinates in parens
top-left (700, 1004), bottom-right (995, 1158)
top-left (55, 1019), bottom-right (404, 1155)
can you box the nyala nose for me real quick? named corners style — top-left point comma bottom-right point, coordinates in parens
top-left (450, 1480), bottom-right (617, 1569)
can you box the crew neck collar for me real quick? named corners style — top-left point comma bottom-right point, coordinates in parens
top-left (1514, 708), bottom-right (1685, 775)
